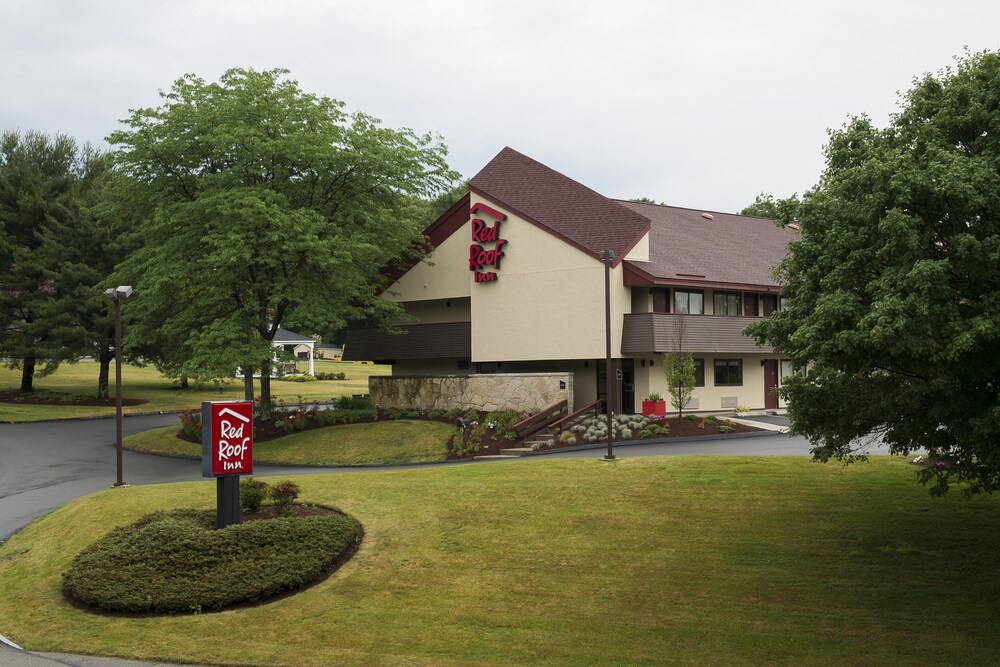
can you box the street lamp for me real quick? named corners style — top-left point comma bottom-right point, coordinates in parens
top-left (104, 285), bottom-right (133, 487)
top-left (600, 250), bottom-right (615, 461)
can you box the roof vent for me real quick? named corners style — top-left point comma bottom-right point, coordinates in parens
top-left (787, 222), bottom-right (800, 230)
top-left (700, 212), bottom-right (714, 220)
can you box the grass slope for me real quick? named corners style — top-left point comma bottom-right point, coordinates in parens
top-left (1, 457), bottom-right (999, 666)
top-left (125, 420), bottom-right (452, 466)
top-left (0, 360), bottom-right (389, 422)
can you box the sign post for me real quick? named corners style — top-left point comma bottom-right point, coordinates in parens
top-left (201, 401), bottom-right (254, 529)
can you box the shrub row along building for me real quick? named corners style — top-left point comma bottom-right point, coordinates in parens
top-left (345, 147), bottom-right (798, 414)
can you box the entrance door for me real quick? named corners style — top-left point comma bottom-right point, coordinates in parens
top-left (621, 359), bottom-right (635, 414)
top-left (763, 359), bottom-right (779, 410)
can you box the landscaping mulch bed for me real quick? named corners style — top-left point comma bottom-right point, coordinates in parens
top-left (174, 405), bottom-right (767, 459)
top-left (457, 415), bottom-right (767, 458)
top-left (0, 390), bottom-right (147, 407)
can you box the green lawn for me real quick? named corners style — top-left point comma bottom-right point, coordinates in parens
top-left (1, 456), bottom-right (998, 666)
top-left (125, 420), bottom-right (452, 465)
top-left (0, 360), bottom-right (389, 422)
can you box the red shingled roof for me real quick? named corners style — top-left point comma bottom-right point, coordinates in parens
top-left (616, 201), bottom-right (797, 290)
top-left (468, 147), bottom-right (650, 264)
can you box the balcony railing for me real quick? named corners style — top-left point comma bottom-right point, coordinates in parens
top-left (621, 313), bottom-right (774, 354)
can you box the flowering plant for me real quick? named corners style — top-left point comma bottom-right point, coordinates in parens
top-left (179, 409), bottom-right (202, 439)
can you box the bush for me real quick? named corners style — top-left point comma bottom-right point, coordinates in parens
top-left (450, 429), bottom-right (479, 457)
top-left (718, 424), bottom-right (734, 434)
top-left (62, 509), bottom-right (361, 614)
top-left (277, 374), bottom-right (316, 383)
top-left (313, 408), bottom-right (377, 426)
top-left (683, 414), bottom-right (699, 421)
top-left (271, 480), bottom-right (301, 517)
top-left (179, 409), bottom-right (202, 439)
top-left (487, 409), bottom-right (526, 440)
top-left (335, 395), bottom-right (371, 410)
top-left (274, 411), bottom-right (308, 434)
top-left (240, 477), bottom-right (270, 513)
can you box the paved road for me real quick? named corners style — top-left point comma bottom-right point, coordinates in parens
top-left (0, 412), bottom-right (889, 666)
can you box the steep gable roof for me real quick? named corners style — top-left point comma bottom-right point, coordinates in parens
top-left (616, 201), bottom-right (798, 289)
top-left (468, 147), bottom-right (650, 264)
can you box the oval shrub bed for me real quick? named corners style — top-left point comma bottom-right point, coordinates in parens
top-left (62, 508), bottom-right (362, 614)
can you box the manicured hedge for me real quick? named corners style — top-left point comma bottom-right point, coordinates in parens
top-left (62, 508), bottom-right (361, 614)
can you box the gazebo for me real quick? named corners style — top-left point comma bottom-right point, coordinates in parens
top-left (272, 327), bottom-right (316, 376)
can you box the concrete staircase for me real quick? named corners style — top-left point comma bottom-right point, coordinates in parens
top-left (473, 409), bottom-right (597, 460)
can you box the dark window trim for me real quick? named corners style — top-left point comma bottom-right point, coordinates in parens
top-left (673, 288), bottom-right (705, 315)
top-left (713, 290), bottom-right (743, 317)
top-left (713, 358), bottom-right (743, 386)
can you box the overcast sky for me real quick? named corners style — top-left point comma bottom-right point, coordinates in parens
top-left (3, 0), bottom-right (998, 212)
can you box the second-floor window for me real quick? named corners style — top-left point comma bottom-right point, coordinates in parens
top-left (674, 289), bottom-right (704, 314)
top-left (714, 291), bottom-right (742, 316)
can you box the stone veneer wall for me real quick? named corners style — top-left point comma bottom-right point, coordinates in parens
top-left (370, 373), bottom-right (574, 413)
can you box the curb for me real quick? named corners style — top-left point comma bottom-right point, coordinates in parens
top-left (520, 428), bottom-right (784, 457)
top-left (0, 410), bottom-right (182, 425)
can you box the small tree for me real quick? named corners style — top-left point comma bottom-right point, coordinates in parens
top-left (664, 351), bottom-right (696, 416)
top-left (663, 315), bottom-right (696, 415)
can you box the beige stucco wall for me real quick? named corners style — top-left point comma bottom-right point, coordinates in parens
top-left (370, 372), bottom-right (574, 412)
top-left (624, 232), bottom-right (649, 261)
top-left (467, 197), bottom-right (631, 362)
top-left (385, 224), bottom-right (472, 302)
top-left (640, 352), bottom-right (786, 411)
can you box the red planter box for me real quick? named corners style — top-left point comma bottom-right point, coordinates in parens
top-left (641, 399), bottom-right (666, 417)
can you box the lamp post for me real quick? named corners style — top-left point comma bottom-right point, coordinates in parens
top-left (600, 250), bottom-right (615, 461)
top-left (104, 285), bottom-right (133, 487)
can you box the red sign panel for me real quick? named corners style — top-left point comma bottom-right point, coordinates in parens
top-left (203, 401), bottom-right (254, 476)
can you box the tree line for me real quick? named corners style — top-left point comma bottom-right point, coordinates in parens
top-left (0, 68), bottom-right (461, 417)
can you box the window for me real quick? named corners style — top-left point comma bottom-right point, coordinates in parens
top-left (652, 288), bottom-right (670, 313)
top-left (673, 289), bottom-right (704, 314)
top-left (779, 296), bottom-right (790, 311)
top-left (714, 359), bottom-right (743, 386)
top-left (780, 359), bottom-right (804, 383)
top-left (714, 291), bottom-right (742, 316)
top-left (693, 358), bottom-right (705, 387)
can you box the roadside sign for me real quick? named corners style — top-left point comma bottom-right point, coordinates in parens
top-left (201, 401), bottom-right (254, 478)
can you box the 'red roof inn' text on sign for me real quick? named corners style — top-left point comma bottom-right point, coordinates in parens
top-left (201, 401), bottom-right (254, 477)
top-left (469, 202), bottom-right (507, 282)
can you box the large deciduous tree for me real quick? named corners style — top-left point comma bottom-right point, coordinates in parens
top-left (109, 68), bottom-right (457, 416)
top-left (740, 192), bottom-right (801, 224)
top-left (746, 51), bottom-right (1000, 494)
